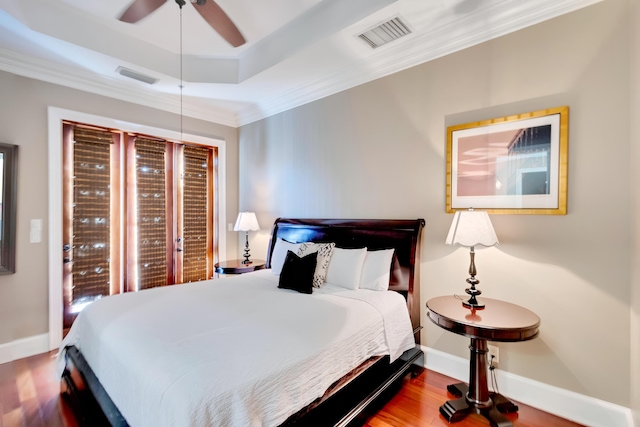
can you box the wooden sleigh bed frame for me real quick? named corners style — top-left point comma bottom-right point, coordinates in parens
top-left (60, 218), bottom-right (425, 427)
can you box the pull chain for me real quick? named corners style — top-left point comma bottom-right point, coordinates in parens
top-left (179, 3), bottom-right (184, 143)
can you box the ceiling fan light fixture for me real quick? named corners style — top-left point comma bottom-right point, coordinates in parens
top-left (116, 66), bottom-right (159, 85)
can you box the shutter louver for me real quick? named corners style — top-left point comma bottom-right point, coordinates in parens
top-left (135, 138), bottom-right (168, 289)
top-left (182, 146), bottom-right (209, 282)
top-left (71, 126), bottom-right (112, 304)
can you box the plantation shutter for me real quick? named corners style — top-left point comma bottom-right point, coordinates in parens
top-left (71, 126), bottom-right (113, 303)
top-left (63, 121), bottom-right (220, 328)
top-left (182, 145), bottom-right (210, 282)
top-left (135, 137), bottom-right (168, 290)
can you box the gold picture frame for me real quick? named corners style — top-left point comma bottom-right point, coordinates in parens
top-left (446, 106), bottom-right (569, 215)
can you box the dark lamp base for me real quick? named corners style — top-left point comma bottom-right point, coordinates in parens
top-left (462, 286), bottom-right (484, 310)
top-left (463, 273), bottom-right (484, 309)
top-left (462, 251), bottom-right (485, 310)
top-left (462, 299), bottom-right (485, 310)
top-left (242, 231), bottom-right (252, 265)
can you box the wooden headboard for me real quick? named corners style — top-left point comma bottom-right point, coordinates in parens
top-left (266, 218), bottom-right (425, 343)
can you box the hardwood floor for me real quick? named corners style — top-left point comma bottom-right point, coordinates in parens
top-left (1, 350), bottom-right (583, 427)
top-left (0, 351), bottom-right (77, 427)
top-left (364, 368), bottom-right (584, 427)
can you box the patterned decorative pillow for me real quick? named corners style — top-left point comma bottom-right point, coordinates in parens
top-left (297, 242), bottom-right (336, 287)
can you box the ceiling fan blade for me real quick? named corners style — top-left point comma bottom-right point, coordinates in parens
top-left (192, 0), bottom-right (246, 47)
top-left (119, 0), bottom-right (167, 23)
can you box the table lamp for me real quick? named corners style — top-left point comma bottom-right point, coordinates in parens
top-left (446, 208), bottom-right (499, 309)
top-left (234, 212), bottom-right (260, 264)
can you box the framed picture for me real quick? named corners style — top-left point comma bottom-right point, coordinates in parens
top-left (446, 106), bottom-right (568, 215)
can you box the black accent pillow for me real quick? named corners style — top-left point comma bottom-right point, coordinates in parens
top-left (278, 250), bottom-right (317, 294)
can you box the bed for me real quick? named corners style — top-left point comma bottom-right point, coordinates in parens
top-left (58, 218), bottom-right (425, 426)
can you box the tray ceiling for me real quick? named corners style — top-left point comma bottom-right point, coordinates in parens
top-left (0, 0), bottom-right (602, 127)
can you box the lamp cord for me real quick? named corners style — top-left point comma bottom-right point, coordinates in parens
top-left (454, 292), bottom-right (500, 392)
top-left (489, 352), bottom-right (500, 394)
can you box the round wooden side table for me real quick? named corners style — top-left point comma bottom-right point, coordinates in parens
top-left (426, 295), bottom-right (540, 426)
top-left (214, 259), bottom-right (266, 275)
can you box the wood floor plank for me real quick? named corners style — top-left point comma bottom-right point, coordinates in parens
top-left (2, 408), bottom-right (22, 427)
top-left (26, 353), bottom-right (60, 414)
top-left (38, 398), bottom-right (63, 427)
top-left (0, 364), bottom-right (20, 416)
top-left (20, 397), bottom-right (44, 427)
top-left (1, 349), bottom-right (585, 427)
top-left (13, 359), bottom-right (37, 404)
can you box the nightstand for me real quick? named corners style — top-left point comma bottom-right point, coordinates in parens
top-left (214, 259), bottom-right (266, 275)
top-left (426, 295), bottom-right (540, 426)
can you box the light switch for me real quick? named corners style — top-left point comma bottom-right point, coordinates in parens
top-left (30, 219), bottom-right (42, 243)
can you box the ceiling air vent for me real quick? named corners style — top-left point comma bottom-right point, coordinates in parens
top-left (357, 16), bottom-right (412, 49)
top-left (116, 66), bottom-right (158, 85)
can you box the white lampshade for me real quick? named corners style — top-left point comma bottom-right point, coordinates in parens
top-left (234, 212), bottom-right (260, 232)
top-left (446, 210), bottom-right (499, 248)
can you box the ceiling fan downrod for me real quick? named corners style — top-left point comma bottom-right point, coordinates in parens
top-left (175, 0), bottom-right (206, 6)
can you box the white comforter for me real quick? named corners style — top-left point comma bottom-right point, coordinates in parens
top-left (57, 270), bottom-right (415, 427)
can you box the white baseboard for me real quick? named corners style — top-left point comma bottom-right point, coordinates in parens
top-left (422, 346), bottom-right (634, 427)
top-left (0, 334), bottom-right (50, 364)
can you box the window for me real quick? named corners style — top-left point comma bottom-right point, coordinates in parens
top-left (62, 122), bottom-right (217, 328)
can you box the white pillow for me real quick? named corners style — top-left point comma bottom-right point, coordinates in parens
top-left (359, 249), bottom-right (395, 291)
top-left (270, 239), bottom-right (301, 275)
top-left (297, 242), bottom-right (336, 287)
top-left (325, 247), bottom-right (368, 290)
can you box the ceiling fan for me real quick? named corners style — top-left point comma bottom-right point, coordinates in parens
top-left (118, 0), bottom-right (246, 47)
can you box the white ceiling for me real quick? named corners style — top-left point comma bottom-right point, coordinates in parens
top-left (0, 0), bottom-right (601, 127)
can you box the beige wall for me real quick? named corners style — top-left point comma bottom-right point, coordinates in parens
top-left (239, 0), bottom-right (633, 407)
top-left (0, 72), bottom-right (239, 345)
top-left (630, 0), bottom-right (640, 422)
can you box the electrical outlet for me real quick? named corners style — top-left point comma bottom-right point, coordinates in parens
top-left (488, 344), bottom-right (499, 364)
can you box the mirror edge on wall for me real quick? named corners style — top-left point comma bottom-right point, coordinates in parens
top-left (0, 142), bottom-right (18, 274)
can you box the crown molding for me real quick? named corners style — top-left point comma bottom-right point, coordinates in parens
top-left (0, 48), bottom-right (239, 127)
